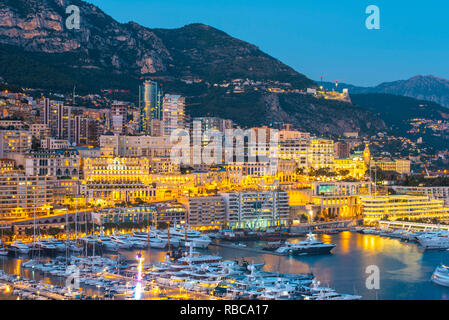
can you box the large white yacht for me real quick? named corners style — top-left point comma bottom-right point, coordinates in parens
top-left (275, 233), bottom-right (335, 256)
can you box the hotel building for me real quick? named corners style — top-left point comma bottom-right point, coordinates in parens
top-left (82, 157), bottom-right (155, 205)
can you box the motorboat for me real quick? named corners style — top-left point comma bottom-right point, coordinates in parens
top-left (431, 264), bottom-right (449, 287)
top-left (8, 241), bottom-right (31, 254)
top-left (275, 233), bottom-right (335, 255)
top-left (169, 226), bottom-right (211, 249)
top-left (97, 236), bottom-right (120, 252)
top-left (110, 235), bottom-right (134, 249)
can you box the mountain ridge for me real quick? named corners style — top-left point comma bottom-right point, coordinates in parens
top-left (0, 0), bottom-right (387, 136)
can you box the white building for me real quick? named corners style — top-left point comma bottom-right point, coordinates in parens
top-left (220, 190), bottom-right (289, 229)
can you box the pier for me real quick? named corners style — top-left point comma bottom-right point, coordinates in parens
top-left (0, 280), bottom-right (67, 300)
top-left (378, 220), bottom-right (449, 232)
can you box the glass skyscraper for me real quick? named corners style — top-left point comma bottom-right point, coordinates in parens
top-left (139, 80), bottom-right (162, 134)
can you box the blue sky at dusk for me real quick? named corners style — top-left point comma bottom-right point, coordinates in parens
top-left (86, 0), bottom-right (449, 86)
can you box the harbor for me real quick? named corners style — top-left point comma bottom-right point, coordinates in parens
top-left (2, 228), bottom-right (449, 299)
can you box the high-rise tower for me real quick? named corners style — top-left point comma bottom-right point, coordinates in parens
top-left (139, 80), bottom-right (162, 135)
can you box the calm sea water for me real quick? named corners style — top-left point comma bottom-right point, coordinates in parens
top-left (1, 231), bottom-right (449, 300)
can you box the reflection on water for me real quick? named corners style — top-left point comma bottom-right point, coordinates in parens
top-left (1, 232), bottom-right (449, 300)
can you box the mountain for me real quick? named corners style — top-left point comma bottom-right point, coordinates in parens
top-left (366, 75), bottom-right (449, 108)
top-left (0, 0), bottom-right (387, 136)
top-left (321, 76), bottom-right (449, 108)
top-left (351, 94), bottom-right (449, 149)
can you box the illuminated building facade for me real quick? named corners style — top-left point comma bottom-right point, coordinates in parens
top-left (0, 130), bottom-right (32, 156)
top-left (334, 157), bottom-right (367, 178)
top-left (375, 159), bottom-right (411, 175)
top-left (180, 196), bottom-right (226, 229)
top-left (278, 129), bottom-right (310, 168)
top-left (307, 138), bottom-right (335, 170)
top-left (311, 182), bottom-right (361, 218)
top-left (162, 95), bottom-right (185, 136)
top-left (220, 190), bottom-right (289, 229)
top-left (360, 195), bottom-right (449, 223)
top-left (82, 157), bottom-right (154, 205)
top-left (392, 186), bottom-right (449, 206)
top-left (24, 150), bottom-right (80, 179)
top-left (0, 174), bottom-right (56, 219)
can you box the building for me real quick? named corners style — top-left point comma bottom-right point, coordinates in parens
top-left (30, 124), bottom-right (51, 140)
top-left (0, 130), bottom-right (32, 156)
top-left (110, 101), bottom-right (128, 135)
top-left (0, 120), bottom-right (25, 129)
top-left (139, 80), bottom-right (162, 135)
top-left (40, 138), bottom-right (70, 150)
top-left (180, 196), bottom-right (226, 230)
top-left (0, 173), bottom-right (56, 220)
top-left (278, 129), bottom-right (310, 168)
top-left (375, 159), bottom-right (411, 175)
top-left (0, 158), bottom-right (15, 174)
top-left (162, 95), bottom-right (185, 136)
top-left (152, 201), bottom-right (187, 224)
top-left (334, 141), bottom-right (350, 159)
top-left (360, 195), bottom-right (449, 224)
top-left (93, 206), bottom-right (156, 225)
top-left (220, 190), bottom-right (289, 229)
top-left (82, 157), bottom-right (154, 206)
top-left (392, 186), bottom-right (449, 206)
top-left (100, 135), bottom-right (172, 158)
top-left (307, 138), bottom-right (335, 170)
top-left (334, 157), bottom-right (367, 178)
top-left (24, 150), bottom-right (80, 179)
top-left (311, 182), bottom-right (361, 219)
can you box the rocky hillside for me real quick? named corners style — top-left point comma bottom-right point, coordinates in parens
top-left (0, 0), bottom-right (386, 136)
top-left (322, 76), bottom-right (449, 108)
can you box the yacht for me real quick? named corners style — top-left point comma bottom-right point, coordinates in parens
top-left (110, 235), bottom-right (134, 249)
top-left (418, 234), bottom-right (449, 250)
top-left (169, 226), bottom-right (211, 248)
top-left (97, 236), bottom-right (120, 252)
top-left (431, 264), bottom-right (449, 287)
top-left (34, 239), bottom-right (57, 252)
top-left (275, 233), bottom-right (335, 255)
top-left (9, 241), bottom-right (31, 254)
top-left (46, 238), bottom-right (67, 252)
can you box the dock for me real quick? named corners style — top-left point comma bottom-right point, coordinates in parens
top-left (0, 280), bottom-right (68, 300)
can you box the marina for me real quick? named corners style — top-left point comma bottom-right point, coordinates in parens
top-left (1, 230), bottom-right (449, 299)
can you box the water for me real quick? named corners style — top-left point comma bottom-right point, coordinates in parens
top-left (1, 231), bottom-right (449, 300)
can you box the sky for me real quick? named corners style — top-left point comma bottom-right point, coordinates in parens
top-left (86, 0), bottom-right (449, 87)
